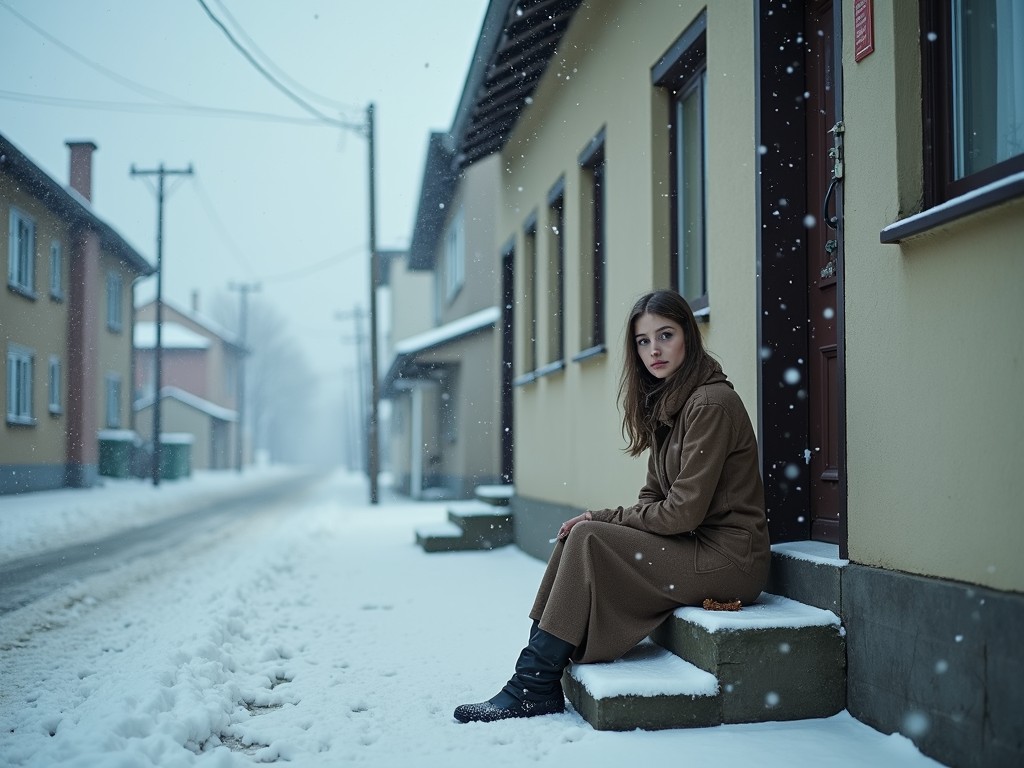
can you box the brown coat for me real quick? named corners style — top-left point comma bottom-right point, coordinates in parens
top-left (530, 359), bottom-right (770, 663)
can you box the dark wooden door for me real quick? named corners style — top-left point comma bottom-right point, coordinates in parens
top-left (804, 0), bottom-right (842, 542)
top-left (500, 249), bottom-right (515, 484)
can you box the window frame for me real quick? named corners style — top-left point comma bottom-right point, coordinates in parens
top-left (921, 0), bottom-right (1024, 206)
top-left (544, 177), bottom-right (566, 369)
top-left (6, 344), bottom-right (35, 425)
top-left (444, 205), bottom-right (465, 303)
top-left (653, 11), bottom-right (709, 313)
top-left (106, 271), bottom-right (124, 332)
top-left (105, 372), bottom-right (122, 429)
top-left (575, 128), bottom-right (607, 362)
top-left (48, 355), bottom-right (62, 415)
top-left (515, 212), bottom-right (539, 384)
top-left (49, 240), bottom-right (63, 300)
top-left (7, 207), bottom-right (37, 298)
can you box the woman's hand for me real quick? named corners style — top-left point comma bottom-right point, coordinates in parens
top-left (556, 511), bottom-right (593, 541)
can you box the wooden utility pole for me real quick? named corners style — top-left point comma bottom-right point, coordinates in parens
top-left (336, 307), bottom-right (369, 475)
top-left (130, 162), bottom-right (193, 486)
top-left (228, 281), bottom-right (260, 472)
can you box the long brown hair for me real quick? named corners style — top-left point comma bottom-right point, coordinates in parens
top-left (618, 290), bottom-right (712, 456)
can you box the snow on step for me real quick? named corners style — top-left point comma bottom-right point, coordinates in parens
top-left (569, 640), bottom-right (717, 700)
top-left (564, 640), bottom-right (721, 731)
top-left (447, 500), bottom-right (503, 517)
top-left (474, 484), bottom-right (514, 501)
top-left (674, 592), bottom-right (841, 632)
top-left (414, 521), bottom-right (462, 539)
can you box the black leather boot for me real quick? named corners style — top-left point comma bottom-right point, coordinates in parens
top-left (454, 625), bottom-right (575, 723)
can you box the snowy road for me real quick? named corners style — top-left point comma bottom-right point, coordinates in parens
top-left (0, 474), bottom-right (316, 614)
top-left (0, 471), bottom-right (943, 767)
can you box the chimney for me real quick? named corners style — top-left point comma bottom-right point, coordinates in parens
top-left (191, 290), bottom-right (200, 313)
top-left (66, 140), bottom-right (98, 202)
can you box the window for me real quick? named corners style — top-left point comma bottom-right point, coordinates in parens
top-left (521, 213), bottom-right (538, 377)
top-left (106, 271), bottom-right (124, 332)
top-left (6, 344), bottom-right (34, 425)
top-left (577, 129), bottom-right (606, 359)
top-left (444, 206), bottom-right (465, 302)
top-left (923, 0), bottom-right (1024, 205)
top-left (7, 207), bottom-right (36, 296)
top-left (105, 373), bottom-right (122, 428)
top-left (48, 356), bottom-right (62, 414)
top-left (49, 240), bottom-right (63, 299)
top-left (545, 178), bottom-right (565, 366)
top-left (654, 11), bottom-right (708, 311)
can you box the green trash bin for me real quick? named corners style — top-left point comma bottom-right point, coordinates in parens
top-left (98, 430), bottom-right (138, 478)
top-left (159, 433), bottom-right (194, 480)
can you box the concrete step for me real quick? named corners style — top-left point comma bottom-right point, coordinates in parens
top-left (565, 592), bottom-right (845, 731)
top-left (563, 640), bottom-right (719, 730)
top-left (414, 501), bottom-right (514, 553)
top-left (473, 484), bottom-right (514, 506)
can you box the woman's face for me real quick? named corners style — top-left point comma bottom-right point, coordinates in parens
top-left (633, 312), bottom-right (686, 379)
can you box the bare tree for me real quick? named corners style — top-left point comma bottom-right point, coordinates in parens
top-left (209, 293), bottom-right (318, 464)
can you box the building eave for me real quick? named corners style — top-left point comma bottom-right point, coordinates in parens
top-left (0, 132), bottom-right (154, 277)
top-left (450, 0), bottom-right (584, 169)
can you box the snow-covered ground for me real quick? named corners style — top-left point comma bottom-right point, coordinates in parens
top-left (0, 470), bottom-right (943, 767)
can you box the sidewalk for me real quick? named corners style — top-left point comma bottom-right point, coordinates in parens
top-left (0, 470), bottom-right (944, 767)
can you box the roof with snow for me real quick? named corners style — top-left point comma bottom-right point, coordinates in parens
top-left (382, 306), bottom-right (501, 397)
top-left (135, 297), bottom-right (245, 350)
top-left (133, 386), bottom-right (237, 422)
top-left (133, 322), bottom-right (211, 350)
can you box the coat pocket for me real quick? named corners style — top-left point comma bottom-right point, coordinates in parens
top-left (694, 528), bottom-right (752, 573)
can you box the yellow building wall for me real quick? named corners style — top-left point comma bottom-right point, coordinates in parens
top-left (841, 1), bottom-right (1024, 592)
top-left (96, 250), bottom-right (136, 432)
top-left (502, 0), bottom-right (760, 509)
top-left (0, 176), bottom-right (72, 466)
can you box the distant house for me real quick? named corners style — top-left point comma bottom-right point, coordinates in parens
top-left (382, 133), bottom-right (508, 498)
top-left (0, 134), bottom-right (153, 494)
top-left (133, 296), bottom-right (244, 471)
top-left (442, 1), bottom-right (1023, 766)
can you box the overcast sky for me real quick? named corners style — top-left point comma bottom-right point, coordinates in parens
top-left (1, 0), bottom-right (488, 389)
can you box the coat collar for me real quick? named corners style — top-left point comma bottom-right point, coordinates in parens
top-left (652, 356), bottom-right (723, 424)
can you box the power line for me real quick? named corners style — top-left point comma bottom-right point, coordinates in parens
top-left (260, 242), bottom-right (367, 283)
top-left (191, 175), bottom-right (257, 276)
top-left (193, 0), bottom-right (348, 129)
top-left (0, 0), bottom-right (190, 107)
top-left (209, 0), bottom-right (361, 115)
top-left (0, 89), bottom-right (327, 125)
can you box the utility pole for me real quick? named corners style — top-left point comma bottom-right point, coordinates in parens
top-left (334, 102), bottom-right (381, 503)
top-left (229, 281), bottom-right (260, 472)
top-left (366, 103), bottom-right (381, 504)
top-left (335, 306), bottom-right (369, 476)
top-left (130, 162), bottom-right (193, 487)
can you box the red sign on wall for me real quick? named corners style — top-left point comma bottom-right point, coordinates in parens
top-left (854, 0), bottom-right (875, 62)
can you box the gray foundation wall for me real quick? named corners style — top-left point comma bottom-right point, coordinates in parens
top-left (764, 549), bottom-right (1023, 768)
top-left (0, 463), bottom-right (95, 494)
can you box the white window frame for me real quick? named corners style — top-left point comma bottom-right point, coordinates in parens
top-left (106, 271), bottom-right (124, 332)
top-left (48, 355), bottom-right (62, 415)
top-left (105, 372), bottom-right (122, 428)
top-left (7, 207), bottom-right (36, 296)
top-left (444, 206), bottom-right (465, 302)
top-left (6, 344), bottom-right (35, 425)
top-left (49, 240), bottom-right (63, 299)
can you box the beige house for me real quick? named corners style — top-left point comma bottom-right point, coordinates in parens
top-left (444, 1), bottom-right (1022, 765)
top-left (133, 297), bottom-right (243, 471)
top-left (1, 134), bottom-right (153, 493)
top-left (382, 133), bottom-right (509, 498)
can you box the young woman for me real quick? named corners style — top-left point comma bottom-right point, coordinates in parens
top-left (454, 289), bottom-right (770, 724)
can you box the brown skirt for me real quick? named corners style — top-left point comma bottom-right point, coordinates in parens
top-left (529, 521), bottom-right (765, 663)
